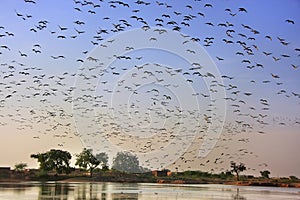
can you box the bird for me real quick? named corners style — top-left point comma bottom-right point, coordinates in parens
top-left (238, 7), bottom-right (247, 13)
top-left (216, 56), bottom-right (224, 61)
top-left (58, 25), bottom-right (68, 31)
top-left (1, 45), bottom-right (10, 51)
top-left (285, 19), bottom-right (295, 24)
top-left (57, 35), bottom-right (66, 39)
top-left (24, 0), bottom-right (36, 3)
top-left (74, 28), bottom-right (85, 34)
top-left (204, 3), bottom-right (213, 8)
top-left (51, 55), bottom-right (65, 59)
top-left (271, 73), bottom-right (280, 79)
top-left (18, 51), bottom-right (28, 57)
top-left (265, 35), bottom-right (272, 41)
top-left (291, 64), bottom-right (298, 69)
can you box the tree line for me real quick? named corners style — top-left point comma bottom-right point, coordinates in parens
top-left (12, 148), bottom-right (276, 180)
top-left (29, 148), bottom-right (147, 177)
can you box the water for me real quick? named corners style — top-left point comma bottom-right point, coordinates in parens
top-left (0, 182), bottom-right (299, 200)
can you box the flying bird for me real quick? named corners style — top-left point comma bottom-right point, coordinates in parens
top-left (285, 19), bottom-right (295, 24)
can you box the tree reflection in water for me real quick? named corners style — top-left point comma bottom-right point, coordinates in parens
top-left (36, 182), bottom-right (139, 200)
top-left (39, 182), bottom-right (72, 200)
top-left (0, 182), bottom-right (298, 200)
top-left (0, 183), bottom-right (29, 195)
top-left (74, 182), bottom-right (100, 200)
top-left (232, 188), bottom-right (246, 200)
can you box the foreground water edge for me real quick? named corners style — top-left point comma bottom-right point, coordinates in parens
top-left (0, 182), bottom-right (299, 200)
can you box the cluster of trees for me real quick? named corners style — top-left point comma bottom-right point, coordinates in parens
top-left (31, 149), bottom-right (73, 174)
top-left (15, 149), bottom-right (279, 181)
top-left (230, 162), bottom-right (272, 180)
top-left (30, 149), bottom-right (146, 177)
top-left (29, 149), bottom-right (249, 180)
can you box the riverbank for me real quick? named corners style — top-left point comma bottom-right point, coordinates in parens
top-left (1, 170), bottom-right (300, 188)
top-left (229, 180), bottom-right (300, 188)
top-left (1, 176), bottom-right (300, 188)
top-left (58, 176), bottom-right (300, 188)
top-left (1, 181), bottom-right (299, 200)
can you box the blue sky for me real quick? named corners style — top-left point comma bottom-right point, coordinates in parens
top-left (0, 0), bottom-right (300, 177)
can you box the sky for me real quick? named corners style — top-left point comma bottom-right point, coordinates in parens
top-left (0, 0), bottom-right (300, 177)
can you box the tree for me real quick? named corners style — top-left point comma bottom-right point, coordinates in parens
top-left (14, 163), bottom-right (28, 172)
top-left (31, 149), bottom-right (72, 174)
top-left (75, 148), bottom-right (100, 177)
top-left (289, 175), bottom-right (298, 180)
top-left (96, 152), bottom-right (109, 170)
top-left (260, 170), bottom-right (270, 179)
top-left (112, 151), bottom-right (141, 173)
top-left (230, 161), bottom-right (246, 181)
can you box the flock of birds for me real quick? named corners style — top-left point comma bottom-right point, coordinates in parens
top-left (0, 0), bottom-right (299, 173)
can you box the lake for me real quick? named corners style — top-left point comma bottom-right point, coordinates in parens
top-left (0, 182), bottom-right (299, 200)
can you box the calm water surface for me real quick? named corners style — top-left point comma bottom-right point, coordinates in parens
top-left (0, 182), bottom-right (299, 200)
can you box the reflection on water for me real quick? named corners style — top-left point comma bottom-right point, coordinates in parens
top-left (232, 188), bottom-right (246, 200)
top-left (0, 182), bottom-right (299, 200)
top-left (38, 183), bottom-right (73, 200)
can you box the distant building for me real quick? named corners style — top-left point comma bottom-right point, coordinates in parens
top-left (0, 167), bottom-right (11, 178)
top-left (152, 169), bottom-right (171, 177)
top-left (0, 167), bottom-right (10, 171)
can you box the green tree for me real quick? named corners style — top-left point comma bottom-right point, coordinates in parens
top-left (289, 175), bottom-right (298, 180)
top-left (230, 161), bottom-right (246, 181)
top-left (96, 152), bottom-right (109, 170)
top-left (260, 170), bottom-right (270, 179)
top-left (30, 149), bottom-right (72, 174)
top-left (75, 148), bottom-right (100, 177)
top-left (14, 163), bottom-right (28, 172)
top-left (112, 151), bottom-right (141, 173)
